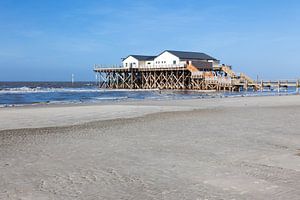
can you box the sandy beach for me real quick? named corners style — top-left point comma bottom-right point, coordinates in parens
top-left (1, 95), bottom-right (300, 199)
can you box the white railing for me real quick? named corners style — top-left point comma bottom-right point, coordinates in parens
top-left (93, 64), bottom-right (187, 69)
top-left (93, 64), bottom-right (121, 70)
top-left (205, 76), bottom-right (232, 84)
top-left (191, 71), bottom-right (204, 76)
top-left (139, 64), bottom-right (186, 68)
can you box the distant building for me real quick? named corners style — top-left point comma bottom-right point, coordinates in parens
top-left (94, 50), bottom-right (260, 91)
top-left (122, 50), bottom-right (219, 70)
top-left (122, 55), bottom-right (156, 68)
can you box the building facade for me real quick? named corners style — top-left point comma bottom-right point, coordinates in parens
top-left (122, 50), bottom-right (220, 69)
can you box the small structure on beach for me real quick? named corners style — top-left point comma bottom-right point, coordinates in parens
top-left (93, 50), bottom-right (299, 91)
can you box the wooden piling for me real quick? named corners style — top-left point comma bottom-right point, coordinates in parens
top-left (93, 67), bottom-right (300, 93)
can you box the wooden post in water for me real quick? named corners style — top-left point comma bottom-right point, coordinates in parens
top-left (116, 72), bottom-right (119, 89)
top-left (245, 80), bottom-right (248, 91)
top-left (182, 71), bottom-right (185, 90)
top-left (130, 67), bottom-right (134, 89)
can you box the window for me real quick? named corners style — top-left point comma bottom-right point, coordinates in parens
top-left (125, 63), bottom-right (128, 67)
top-left (173, 60), bottom-right (176, 64)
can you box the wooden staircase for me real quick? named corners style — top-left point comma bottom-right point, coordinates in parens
top-left (240, 73), bottom-right (261, 90)
top-left (240, 73), bottom-right (255, 84)
top-left (187, 63), bottom-right (203, 78)
top-left (221, 65), bottom-right (261, 90)
top-left (221, 66), bottom-right (236, 78)
top-left (187, 63), bottom-right (261, 91)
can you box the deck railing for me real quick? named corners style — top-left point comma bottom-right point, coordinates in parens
top-left (139, 64), bottom-right (186, 68)
top-left (205, 76), bottom-right (232, 84)
top-left (93, 64), bottom-right (122, 69)
top-left (94, 64), bottom-right (186, 70)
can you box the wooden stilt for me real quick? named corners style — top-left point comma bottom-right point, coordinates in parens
top-left (93, 67), bottom-right (300, 93)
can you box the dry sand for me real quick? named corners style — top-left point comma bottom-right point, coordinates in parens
top-left (1, 95), bottom-right (300, 199)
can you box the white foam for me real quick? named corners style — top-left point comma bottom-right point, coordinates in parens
top-left (91, 96), bottom-right (129, 101)
top-left (0, 87), bottom-right (101, 94)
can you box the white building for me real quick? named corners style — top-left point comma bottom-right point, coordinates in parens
top-left (122, 55), bottom-right (155, 68)
top-left (122, 50), bottom-right (219, 70)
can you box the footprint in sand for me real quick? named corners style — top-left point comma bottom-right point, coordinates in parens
top-left (296, 149), bottom-right (300, 156)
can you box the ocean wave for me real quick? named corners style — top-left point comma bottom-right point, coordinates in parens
top-left (0, 85), bottom-right (297, 108)
top-left (91, 96), bottom-right (129, 101)
top-left (0, 96), bottom-right (130, 108)
top-left (0, 103), bottom-right (27, 108)
top-left (0, 87), bottom-right (101, 94)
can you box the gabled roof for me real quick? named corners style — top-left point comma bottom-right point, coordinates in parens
top-left (163, 50), bottom-right (218, 61)
top-left (123, 55), bottom-right (155, 61)
top-left (122, 50), bottom-right (218, 61)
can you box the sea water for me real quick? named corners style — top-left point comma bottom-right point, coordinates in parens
top-left (0, 82), bottom-right (298, 107)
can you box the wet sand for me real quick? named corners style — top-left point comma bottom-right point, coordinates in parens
top-left (1, 95), bottom-right (300, 199)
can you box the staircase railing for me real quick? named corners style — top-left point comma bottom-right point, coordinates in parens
top-left (240, 73), bottom-right (255, 84)
top-left (221, 66), bottom-right (236, 77)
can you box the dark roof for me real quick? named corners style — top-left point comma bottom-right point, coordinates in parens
top-left (123, 55), bottom-right (155, 61)
top-left (165, 50), bottom-right (218, 61)
top-left (123, 50), bottom-right (218, 61)
top-left (191, 61), bottom-right (213, 69)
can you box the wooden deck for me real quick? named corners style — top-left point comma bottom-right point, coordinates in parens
top-left (94, 66), bottom-right (188, 72)
top-left (93, 66), bottom-right (299, 92)
top-left (258, 80), bottom-right (300, 91)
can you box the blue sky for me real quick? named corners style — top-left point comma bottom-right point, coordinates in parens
top-left (0, 0), bottom-right (300, 81)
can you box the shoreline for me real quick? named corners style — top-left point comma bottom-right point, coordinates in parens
top-left (1, 95), bottom-right (300, 131)
top-left (1, 91), bottom-right (299, 108)
top-left (0, 88), bottom-right (299, 109)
